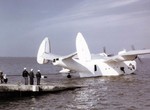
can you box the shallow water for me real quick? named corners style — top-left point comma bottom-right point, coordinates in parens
top-left (0, 57), bottom-right (150, 110)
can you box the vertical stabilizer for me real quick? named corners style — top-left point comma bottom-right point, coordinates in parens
top-left (37, 37), bottom-right (50, 64)
top-left (76, 32), bottom-right (91, 61)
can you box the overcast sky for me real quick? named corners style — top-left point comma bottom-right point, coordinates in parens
top-left (0, 0), bottom-right (150, 57)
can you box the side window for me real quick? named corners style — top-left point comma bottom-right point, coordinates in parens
top-left (94, 65), bottom-right (97, 71)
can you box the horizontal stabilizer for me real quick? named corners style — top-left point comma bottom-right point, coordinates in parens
top-left (42, 53), bottom-right (60, 61)
top-left (62, 52), bottom-right (77, 61)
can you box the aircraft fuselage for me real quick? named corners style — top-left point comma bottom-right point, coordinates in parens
top-left (52, 58), bottom-right (136, 78)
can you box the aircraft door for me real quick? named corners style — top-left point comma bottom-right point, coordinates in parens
top-left (94, 64), bottom-right (101, 76)
top-left (94, 65), bottom-right (97, 71)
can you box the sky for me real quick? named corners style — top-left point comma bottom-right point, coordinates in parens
top-left (0, 0), bottom-right (150, 57)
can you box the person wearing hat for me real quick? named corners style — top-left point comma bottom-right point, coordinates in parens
top-left (0, 71), bottom-right (4, 84)
top-left (29, 69), bottom-right (34, 85)
top-left (22, 68), bottom-right (29, 85)
top-left (36, 70), bottom-right (41, 85)
top-left (3, 74), bottom-right (8, 84)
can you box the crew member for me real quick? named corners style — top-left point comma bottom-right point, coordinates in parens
top-left (3, 74), bottom-right (8, 84)
top-left (0, 71), bottom-right (3, 83)
top-left (29, 69), bottom-right (34, 85)
top-left (36, 70), bottom-right (41, 85)
top-left (22, 68), bottom-right (29, 85)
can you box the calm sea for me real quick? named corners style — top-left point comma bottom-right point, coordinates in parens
top-left (0, 57), bottom-right (150, 110)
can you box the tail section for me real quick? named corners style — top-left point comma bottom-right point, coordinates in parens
top-left (76, 32), bottom-right (91, 61)
top-left (38, 32), bottom-right (91, 64)
top-left (37, 37), bottom-right (50, 64)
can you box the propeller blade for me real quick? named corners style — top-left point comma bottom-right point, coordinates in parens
top-left (131, 45), bottom-right (143, 63)
top-left (131, 45), bottom-right (135, 50)
top-left (103, 47), bottom-right (106, 53)
top-left (137, 56), bottom-right (142, 63)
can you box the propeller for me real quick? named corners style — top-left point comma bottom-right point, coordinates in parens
top-left (103, 46), bottom-right (114, 57)
top-left (131, 45), bottom-right (142, 63)
top-left (131, 45), bottom-right (136, 50)
top-left (103, 46), bottom-right (106, 54)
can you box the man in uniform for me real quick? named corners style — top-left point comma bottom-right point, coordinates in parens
top-left (3, 74), bottom-right (8, 84)
top-left (36, 70), bottom-right (41, 85)
top-left (0, 71), bottom-right (3, 83)
top-left (29, 69), bottom-right (34, 85)
top-left (22, 68), bottom-right (29, 85)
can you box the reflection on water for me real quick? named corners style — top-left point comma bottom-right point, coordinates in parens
top-left (0, 58), bottom-right (150, 110)
top-left (73, 82), bottom-right (108, 109)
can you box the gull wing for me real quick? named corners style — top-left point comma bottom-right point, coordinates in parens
top-left (120, 49), bottom-right (150, 56)
top-left (104, 49), bottom-right (150, 63)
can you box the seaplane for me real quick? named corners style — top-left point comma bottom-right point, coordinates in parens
top-left (37, 32), bottom-right (150, 78)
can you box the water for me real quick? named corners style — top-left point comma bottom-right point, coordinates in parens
top-left (0, 57), bottom-right (150, 110)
